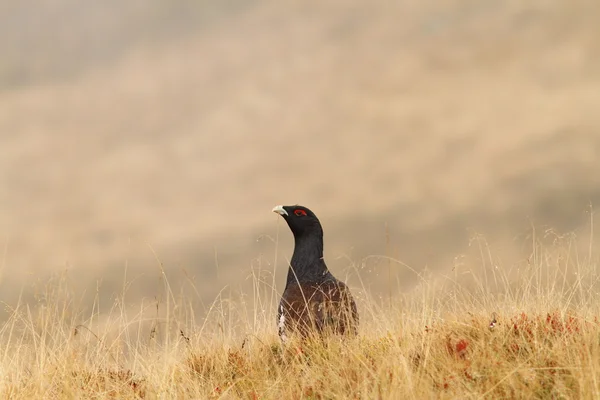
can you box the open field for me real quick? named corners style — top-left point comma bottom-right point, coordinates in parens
top-left (1, 232), bottom-right (599, 398)
top-left (1, 2), bottom-right (600, 396)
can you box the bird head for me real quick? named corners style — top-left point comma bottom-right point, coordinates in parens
top-left (272, 204), bottom-right (323, 238)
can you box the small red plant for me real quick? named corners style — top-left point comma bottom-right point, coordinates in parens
top-left (510, 311), bottom-right (584, 344)
top-left (442, 375), bottom-right (455, 389)
top-left (455, 339), bottom-right (469, 354)
top-left (446, 337), bottom-right (469, 360)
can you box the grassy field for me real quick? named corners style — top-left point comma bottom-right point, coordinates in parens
top-left (1, 231), bottom-right (599, 399)
top-left (2, 2), bottom-right (599, 397)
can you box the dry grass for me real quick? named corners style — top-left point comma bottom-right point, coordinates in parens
top-left (1, 232), bottom-right (600, 399)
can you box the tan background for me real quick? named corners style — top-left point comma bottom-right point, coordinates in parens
top-left (1, 0), bottom-right (599, 321)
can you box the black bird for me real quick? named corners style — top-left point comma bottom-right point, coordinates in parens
top-left (272, 204), bottom-right (358, 341)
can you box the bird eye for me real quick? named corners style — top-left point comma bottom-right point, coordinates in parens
top-left (294, 209), bottom-right (307, 216)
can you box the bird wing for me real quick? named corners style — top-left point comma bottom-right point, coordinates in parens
top-left (279, 280), bottom-right (358, 338)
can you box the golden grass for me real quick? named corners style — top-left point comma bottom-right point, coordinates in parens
top-left (1, 233), bottom-right (600, 399)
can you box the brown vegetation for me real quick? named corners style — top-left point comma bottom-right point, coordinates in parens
top-left (1, 234), bottom-right (599, 398)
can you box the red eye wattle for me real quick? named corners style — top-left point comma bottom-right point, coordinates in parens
top-left (294, 209), bottom-right (307, 216)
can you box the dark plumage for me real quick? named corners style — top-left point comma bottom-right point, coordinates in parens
top-left (272, 204), bottom-right (358, 341)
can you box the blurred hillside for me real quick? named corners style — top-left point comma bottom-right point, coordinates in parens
top-left (1, 0), bottom-right (599, 319)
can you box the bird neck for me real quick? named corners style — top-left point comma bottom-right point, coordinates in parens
top-left (286, 233), bottom-right (329, 285)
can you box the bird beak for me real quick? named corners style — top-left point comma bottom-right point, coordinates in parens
top-left (272, 205), bottom-right (288, 216)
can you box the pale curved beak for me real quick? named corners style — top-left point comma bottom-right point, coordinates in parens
top-left (272, 205), bottom-right (288, 216)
